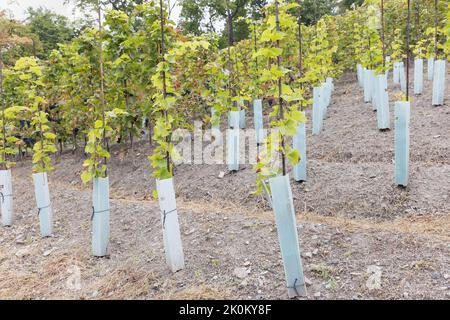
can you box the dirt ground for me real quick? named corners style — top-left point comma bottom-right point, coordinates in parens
top-left (0, 64), bottom-right (449, 300)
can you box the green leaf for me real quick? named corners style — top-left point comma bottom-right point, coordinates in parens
top-left (94, 120), bottom-right (104, 129)
top-left (44, 132), bottom-right (56, 140)
top-left (287, 149), bottom-right (300, 165)
top-left (81, 170), bottom-right (92, 184)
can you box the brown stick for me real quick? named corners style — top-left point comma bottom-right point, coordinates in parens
top-left (297, 0), bottom-right (304, 111)
top-left (297, 1), bottom-right (303, 76)
top-left (381, 0), bottom-right (386, 67)
top-left (406, 0), bottom-right (411, 100)
top-left (98, 3), bottom-right (108, 173)
top-left (253, 21), bottom-right (258, 73)
top-left (159, 0), bottom-right (171, 174)
top-left (0, 52), bottom-right (6, 168)
top-left (226, 0), bottom-right (236, 109)
top-left (38, 101), bottom-right (45, 169)
top-left (274, 0), bottom-right (286, 176)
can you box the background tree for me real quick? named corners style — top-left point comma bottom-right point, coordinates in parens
top-left (101, 0), bottom-right (145, 14)
top-left (339, 0), bottom-right (365, 12)
top-left (26, 7), bottom-right (76, 59)
top-left (296, 0), bottom-right (336, 25)
top-left (0, 10), bottom-right (35, 65)
top-left (179, 0), bottom-right (267, 47)
top-left (66, 0), bottom-right (145, 14)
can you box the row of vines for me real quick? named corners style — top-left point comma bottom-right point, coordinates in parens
top-left (0, 1), bottom-right (447, 174)
top-left (0, 0), bottom-right (449, 298)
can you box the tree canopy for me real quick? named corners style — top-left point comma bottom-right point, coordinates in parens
top-left (178, 0), bottom-right (368, 48)
top-left (26, 7), bottom-right (76, 59)
top-left (179, 0), bottom-right (267, 47)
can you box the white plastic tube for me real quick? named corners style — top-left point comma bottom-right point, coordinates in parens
top-left (372, 73), bottom-right (379, 111)
top-left (33, 171), bottom-right (53, 237)
top-left (92, 177), bottom-right (110, 256)
top-left (312, 86), bottom-right (323, 135)
top-left (326, 77), bottom-right (334, 92)
top-left (321, 83), bottom-right (328, 119)
top-left (427, 58), bottom-right (434, 81)
top-left (432, 60), bottom-right (446, 106)
top-left (393, 62), bottom-right (400, 84)
top-left (399, 62), bottom-right (406, 92)
top-left (211, 127), bottom-right (222, 147)
top-left (364, 69), bottom-right (374, 103)
top-left (156, 177), bottom-right (185, 273)
top-left (0, 169), bottom-right (13, 226)
top-left (376, 74), bottom-right (390, 130)
top-left (239, 109), bottom-right (246, 129)
top-left (357, 64), bottom-right (363, 88)
top-left (414, 58), bottom-right (423, 95)
top-left (253, 99), bottom-right (264, 145)
top-left (227, 111), bottom-right (240, 171)
top-left (395, 101), bottom-right (410, 187)
top-left (385, 56), bottom-right (391, 79)
top-left (324, 80), bottom-right (332, 107)
top-left (238, 100), bottom-right (246, 129)
top-left (293, 122), bottom-right (307, 182)
top-left (269, 174), bottom-right (307, 298)
top-left (441, 61), bottom-right (446, 104)
top-left (211, 108), bottom-right (222, 146)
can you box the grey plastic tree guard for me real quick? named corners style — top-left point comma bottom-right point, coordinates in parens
top-left (357, 64), bottom-right (364, 88)
top-left (293, 121), bottom-right (307, 182)
top-left (372, 73), bottom-right (379, 111)
top-left (385, 56), bottom-right (391, 79)
top-left (238, 100), bottom-right (246, 129)
top-left (399, 62), bottom-right (406, 93)
top-left (427, 58), bottom-right (434, 81)
top-left (312, 86), bottom-right (323, 135)
top-left (432, 60), bottom-right (446, 106)
top-left (268, 174), bottom-right (307, 298)
top-left (364, 69), bottom-right (374, 103)
top-left (395, 101), bottom-right (410, 187)
top-left (33, 172), bottom-right (53, 237)
top-left (156, 177), bottom-right (185, 272)
top-left (326, 77), bottom-right (334, 92)
top-left (239, 109), bottom-right (246, 129)
top-left (324, 78), bottom-right (333, 110)
top-left (92, 177), bottom-right (110, 256)
top-left (376, 74), bottom-right (390, 130)
top-left (0, 169), bottom-right (13, 226)
top-left (393, 62), bottom-right (400, 84)
top-left (211, 107), bottom-right (222, 146)
top-left (227, 111), bottom-right (240, 171)
top-left (414, 59), bottom-right (423, 95)
top-left (253, 99), bottom-right (264, 145)
top-left (321, 83), bottom-right (329, 119)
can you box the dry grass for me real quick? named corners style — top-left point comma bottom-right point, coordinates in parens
top-left (47, 174), bottom-right (450, 242)
top-left (0, 270), bottom-right (42, 299)
top-left (5, 165), bottom-right (449, 300)
top-left (163, 285), bottom-right (233, 300)
top-left (87, 267), bottom-right (156, 299)
top-left (301, 212), bottom-right (450, 241)
top-left (179, 199), bottom-right (450, 241)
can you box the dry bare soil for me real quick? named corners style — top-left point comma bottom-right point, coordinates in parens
top-left (0, 66), bottom-right (449, 300)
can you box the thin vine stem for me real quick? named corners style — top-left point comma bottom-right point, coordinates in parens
top-left (159, 0), bottom-right (171, 175)
top-left (97, 2), bottom-right (108, 174)
top-left (274, 0), bottom-right (286, 176)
